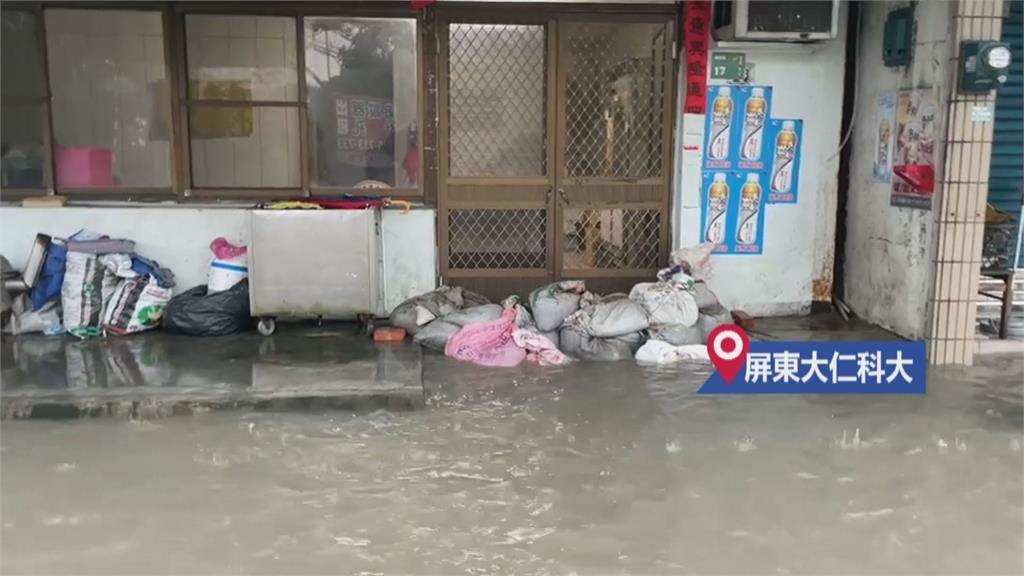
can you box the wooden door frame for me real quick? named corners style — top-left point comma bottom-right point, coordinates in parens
top-left (435, 3), bottom-right (679, 291)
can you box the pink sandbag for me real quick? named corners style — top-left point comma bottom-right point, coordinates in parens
top-left (513, 329), bottom-right (571, 367)
top-left (210, 237), bottom-right (248, 260)
top-left (445, 308), bottom-right (527, 367)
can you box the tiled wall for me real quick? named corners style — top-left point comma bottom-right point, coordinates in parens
top-left (929, 0), bottom-right (1005, 365)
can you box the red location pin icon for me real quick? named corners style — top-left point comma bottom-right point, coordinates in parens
top-left (707, 324), bottom-right (750, 384)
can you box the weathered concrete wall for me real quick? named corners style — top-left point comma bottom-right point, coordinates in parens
top-left (673, 5), bottom-right (848, 316)
top-left (844, 1), bottom-right (952, 339)
top-left (0, 206), bottom-right (438, 314)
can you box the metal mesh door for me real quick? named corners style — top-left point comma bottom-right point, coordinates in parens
top-left (440, 21), bottom-right (554, 299)
top-left (557, 19), bottom-right (673, 284)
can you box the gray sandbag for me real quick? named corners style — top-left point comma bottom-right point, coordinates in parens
top-left (692, 282), bottom-right (720, 311)
top-left (540, 330), bottom-right (559, 348)
top-left (698, 304), bottom-right (733, 343)
top-left (530, 280), bottom-right (586, 332)
top-left (585, 298), bottom-right (649, 338)
top-left (629, 282), bottom-right (699, 328)
top-left (577, 332), bottom-right (645, 362)
top-left (444, 304), bottom-right (503, 327)
top-left (391, 286), bottom-right (491, 335)
top-left (559, 325), bottom-right (589, 356)
top-left (413, 320), bottom-right (460, 351)
top-left (649, 323), bottom-right (703, 346)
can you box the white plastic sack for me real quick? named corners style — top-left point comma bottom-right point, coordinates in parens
top-left (61, 252), bottom-right (120, 337)
top-left (629, 282), bottom-right (699, 328)
top-left (669, 242), bottom-right (716, 281)
top-left (648, 323), bottom-right (703, 346)
top-left (102, 275), bottom-right (172, 335)
top-left (635, 340), bottom-right (710, 365)
top-left (391, 286), bottom-right (489, 335)
top-left (444, 304), bottom-right (503, 327)
top-left (413, 320), bottom-right (460, 351)
top-left (530, 280), bottom-right (586, 332)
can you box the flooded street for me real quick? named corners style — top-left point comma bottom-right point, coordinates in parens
top-left (2, 351), bottom-right (1022, 575)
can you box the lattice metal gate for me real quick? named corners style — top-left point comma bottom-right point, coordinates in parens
top-left (438, 13), bottom-right (676, 299)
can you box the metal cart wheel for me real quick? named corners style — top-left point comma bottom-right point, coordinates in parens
top-left (257, 317), bottom-right (276, 336)
top-left (364, 316), bottom-right (376, 337)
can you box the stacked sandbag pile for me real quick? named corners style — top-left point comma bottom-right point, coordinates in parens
top-left (528, 280), bottom-right (586, 346)
top-left (561, 293), bottom-right (649, 361)
top-left (630, 280), bottom-right (700, 345)
top-left (391, 286), bottom-right (498, 351)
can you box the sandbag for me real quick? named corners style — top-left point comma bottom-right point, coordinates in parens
top-left (635, 339), bottom-right (710, 365)
top-left (413, 320), bottom-right (460, 351)
top-left (648, 323), bottom-right (703, 346)
top-left (583, 298), bottom-right (649, 338)
top-left (540, 330), bottom-right (559, 348)
top-left (390, 286), bottom-right (490, 335)
top-left (698, 305), bottom-right (733, 343)
top-left (102, 275), bottom-right (172, 335)
top-left (629, 282), bottom-right (699, 328)
top-left (577, 332), bottom-right (644, 362)
top-left (692, 282), bottom-right (720, 311)
top-left (162, 281), bottom-right (251, 337)
top-left (529, 280), bottom-right (586, 332)
top-left (669, 242), bottom-right (716, 281)
top-left (61, 252), bottom-right (120, 338)
top-left (445, 309), bottom-right (526, 367)
top-left (444, 304), bottom-right (503, 327)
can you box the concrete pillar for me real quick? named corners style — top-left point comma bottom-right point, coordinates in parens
top-left (928, 0), bottom-right (1006, 365)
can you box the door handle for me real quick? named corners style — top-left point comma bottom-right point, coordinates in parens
top-left (557, 188), bottom-right (569, 205)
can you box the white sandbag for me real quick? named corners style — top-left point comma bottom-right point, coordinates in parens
top-left (577, 332), bottom-right (644, 362)
top-left (444, 304), bottom-right (503, 327)
top-left (635, 340), bottom-right (710, 365)
top-left (102, 275), bottom-right (172, 335)
top-left (648, 323), bottom-right (703, 346)
top-left (530, 280), bottom-right (586, 332)
top-left (584, 298), bottom-right (649, 338)
top-left (61, 252), bottom-right (120, 337)
top-left (629, 282), bottom-right (699, 328)
top-left (698, 305), bottom-right (733, 343)
top-left (502, 295), bottom-right (535, 329)
top-left (413, 320), bottom-right (460, 351)
top-left (692, 282), bottom-right (720, 311)
top-left (669, 242), bottom-right (716, 281)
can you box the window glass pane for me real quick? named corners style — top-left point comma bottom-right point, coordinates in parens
top-left (305, 17), bottom-right (418, 188)
top-left (189, 106), bottom-right (300, 188)
top-left (187, 15), bottom-right (298, 102)
top-left (2, 105), bottom-right (46, 189)
top-left (45, 9), bottom-right (172, 188)
top-left (2, 11), bottom-right (47, 188)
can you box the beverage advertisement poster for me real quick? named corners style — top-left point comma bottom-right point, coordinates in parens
top-left (703, 85), bottom-right (772, 170)
top-left (891, 91), bottom-right (937, 210)
top-left (701, 170), bottom-right (767, 255)
top-left (765, 119), bottom-right (803, 204)
top-left (873, 92), bottom-right (897, 183)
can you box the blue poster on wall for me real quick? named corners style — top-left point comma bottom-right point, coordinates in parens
top-left (765, 118), bottom-right (803, 204)
top-left (700, 170), bottom-right (767, 255)
top-left (703, 85), bottom-right (773, 171)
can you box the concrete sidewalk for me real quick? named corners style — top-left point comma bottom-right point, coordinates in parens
top-left (1, 324), bottom-right (424, 419)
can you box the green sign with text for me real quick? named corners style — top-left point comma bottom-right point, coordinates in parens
top-left (710, 52), bottom-right (746, 80)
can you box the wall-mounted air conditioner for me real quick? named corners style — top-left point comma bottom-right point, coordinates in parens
top-left (713, 0), bottom-right (841, 42)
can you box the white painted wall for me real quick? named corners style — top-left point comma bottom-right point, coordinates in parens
top-left (0, 206), bottom-right (437, 315)
top-left (674, 5), bottom-right (848, 316)
top-left (843, 1), bottom-right (952, 339)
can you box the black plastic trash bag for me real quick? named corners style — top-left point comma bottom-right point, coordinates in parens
top-left (162, 280), bottom-right (251, 336)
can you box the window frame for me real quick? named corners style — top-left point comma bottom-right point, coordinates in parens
top-left (174, 2), bottom-right (425, 200)
top-left (0, 2), bottom-right (426, 203)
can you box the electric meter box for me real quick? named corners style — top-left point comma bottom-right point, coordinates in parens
top-left (959, 40), bottom-right (1013, 93)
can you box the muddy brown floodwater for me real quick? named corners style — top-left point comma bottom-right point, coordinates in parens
top-left (2, 349), bottom-right (1022, 575)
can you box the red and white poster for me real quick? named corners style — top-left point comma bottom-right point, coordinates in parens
top-left (683, 0), bottom-right (711, 115)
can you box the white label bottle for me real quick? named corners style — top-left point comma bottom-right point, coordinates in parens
top-left (707, 87), bottom-right (733, 161)
top-left (739, 87), bottom-right (767, 161)
top-left (736, 173), bottom-right (762, 245)
top-left (770, 120), bottom-right (798, 193)
top-left (704, 173), bottom-right (730, 244)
